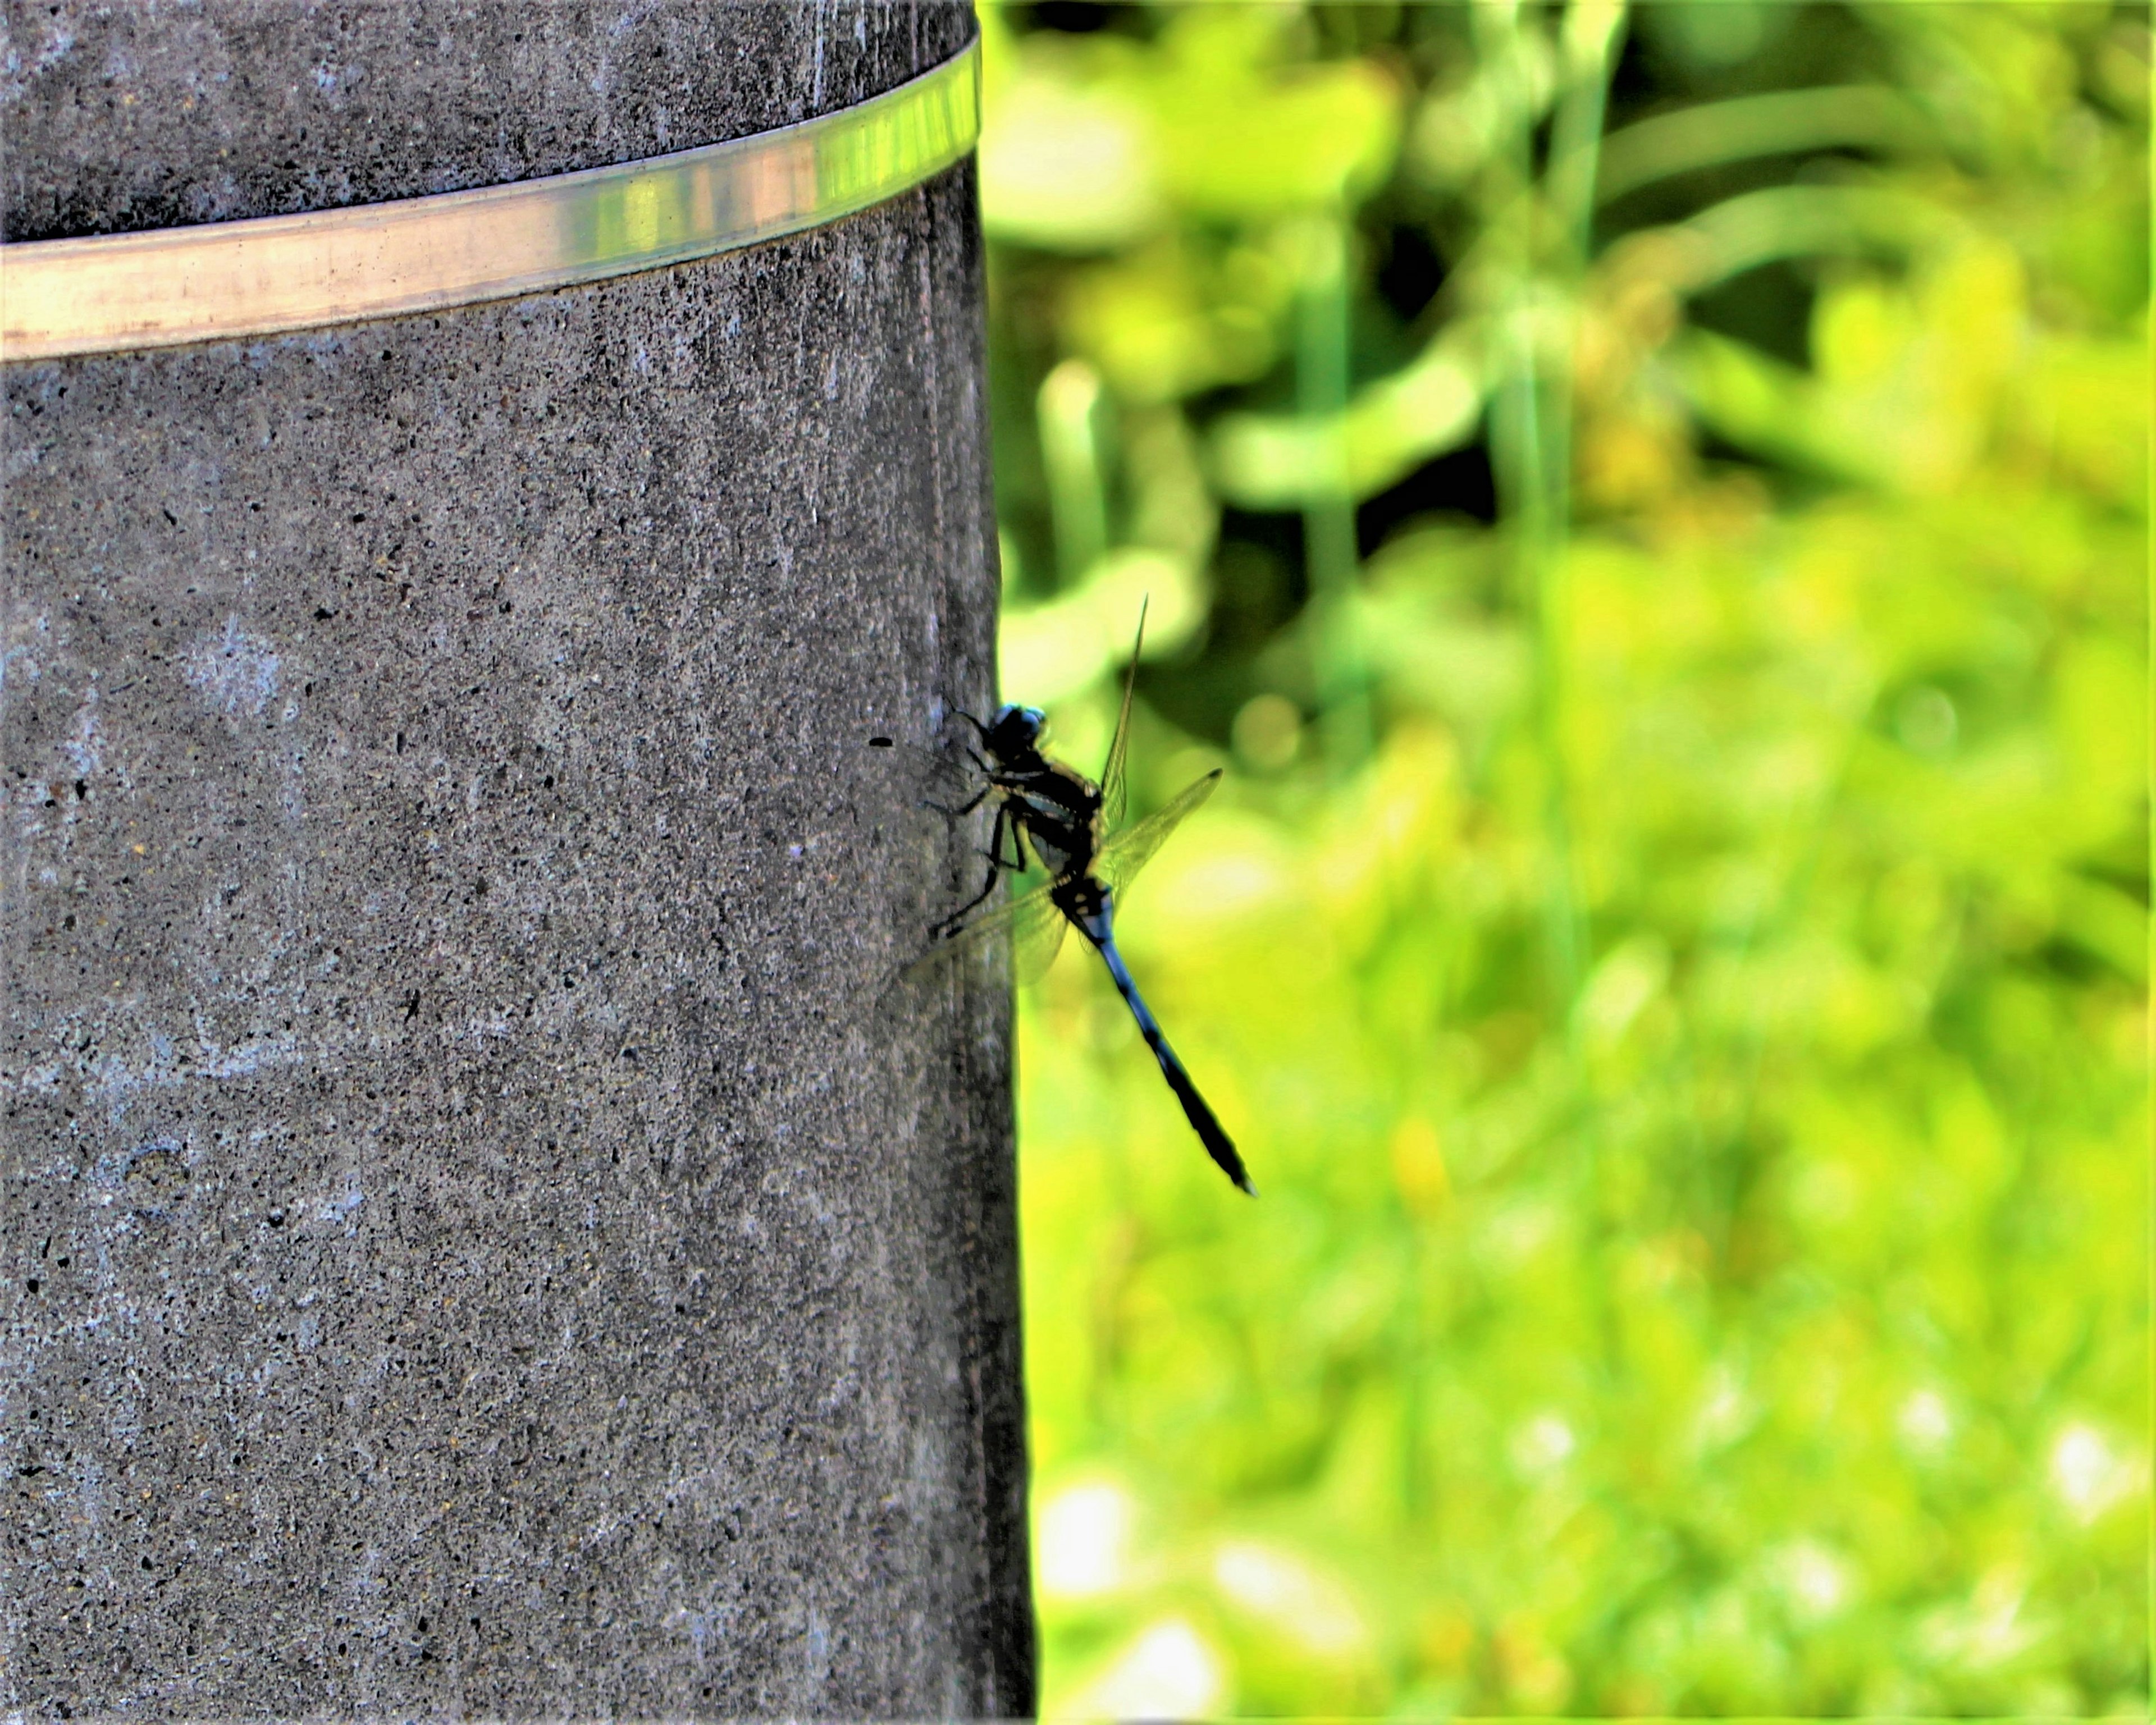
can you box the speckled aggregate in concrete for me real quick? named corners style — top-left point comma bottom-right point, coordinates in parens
top-left (2, 3), bottom-right (1030, 1718)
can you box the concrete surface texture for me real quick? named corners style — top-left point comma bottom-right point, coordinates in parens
top-left (1, 2), bottom-right (1032, 1717)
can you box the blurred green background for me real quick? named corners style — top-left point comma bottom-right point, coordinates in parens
top-left (973, 2), bottom-right (2149, 1715)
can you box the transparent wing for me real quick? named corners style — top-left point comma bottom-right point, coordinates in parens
top-left (905, 876), bottom-right (1071, 986)
top-left (867, 735), bottom-right (988, 816)
top-left (1097, 768), bottom-right (1221, 898)
top-left (1100, 596), bottom-right (1149, 831)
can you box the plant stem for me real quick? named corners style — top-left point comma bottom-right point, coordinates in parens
top-left (1298, 211), bottom-right (1372, 775)
top-left (1038, 357), bottom-right (1109, 585)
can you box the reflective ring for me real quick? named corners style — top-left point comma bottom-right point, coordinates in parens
top-left (0, 36), bottom-right (979, 363)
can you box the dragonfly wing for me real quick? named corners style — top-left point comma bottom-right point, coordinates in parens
top-left (1100, 596), bottom-right (1148, 831)
top-left (1011, 890), bottom-right (1072, 983)
top-left (869, 736), bottom-right (989, 816)
top-left (905, 876), bottom-right (1071, 986)
top-left (1097, 768), bottom-right (1222, 899)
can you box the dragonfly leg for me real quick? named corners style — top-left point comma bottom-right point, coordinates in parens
top-left (922, 782), bottom-right (990, 821)
top-left (935, 802), bottom-right (1017, 936)
top-left (949, 711), bottom-right (999, 776)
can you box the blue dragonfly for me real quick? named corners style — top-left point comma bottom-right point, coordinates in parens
top-left (876, 602), bottom-right (1252, 1195)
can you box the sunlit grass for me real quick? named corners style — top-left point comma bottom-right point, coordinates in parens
top-left (982, 2), bottom-right (2148, 1714)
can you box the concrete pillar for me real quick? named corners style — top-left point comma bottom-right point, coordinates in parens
top-left (1, 4), bottom-right (1030, 1717)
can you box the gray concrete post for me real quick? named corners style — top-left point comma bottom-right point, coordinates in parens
top-left (1, 4), bottom-right (1031, 1717)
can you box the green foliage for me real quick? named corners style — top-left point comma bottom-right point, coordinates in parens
top-left (980, 2), bottom-right (2149, 1714)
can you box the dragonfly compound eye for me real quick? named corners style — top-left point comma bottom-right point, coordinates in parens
top-left (987, 705), bottom-right (1047, 753)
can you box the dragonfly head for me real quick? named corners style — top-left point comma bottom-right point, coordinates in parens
top-left (982, 703), bottom-right (1048, 761)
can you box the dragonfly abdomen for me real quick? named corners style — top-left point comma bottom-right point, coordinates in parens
top-left (1082, 909), bottom-right (1256, 1197)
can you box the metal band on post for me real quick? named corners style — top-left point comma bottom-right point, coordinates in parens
top-left (0, 36), bottom-right (979, 363)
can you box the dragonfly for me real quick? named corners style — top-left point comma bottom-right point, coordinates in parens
top-left (874, 602), bottom-right (1253, 1196)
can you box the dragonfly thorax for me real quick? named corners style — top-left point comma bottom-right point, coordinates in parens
top-left (1004, 755), bottom-right (1098, 870)
top-left (973, 702), bottom-right (1102, 881)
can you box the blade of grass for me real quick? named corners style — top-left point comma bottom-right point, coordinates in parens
top-left (1298, 210), bottom-right (1373, 776)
